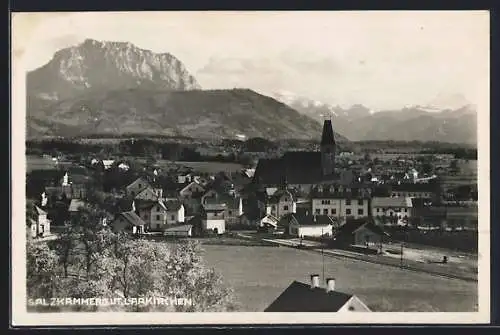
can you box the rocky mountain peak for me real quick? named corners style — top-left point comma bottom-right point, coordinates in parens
top-left (28, 39), bottom-right (201, 102)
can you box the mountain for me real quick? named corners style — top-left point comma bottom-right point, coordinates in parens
top-left (27, 40), bottom-right (341, 142)
top-left (271, 92), bottom-right (477, 144)
top-left (27, 38), bottom-right (201, 105)
top-left (27, 88), bottom-right (348, 142)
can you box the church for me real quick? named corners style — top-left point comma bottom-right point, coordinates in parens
top-left (253, 119), bottom-right (354, 193)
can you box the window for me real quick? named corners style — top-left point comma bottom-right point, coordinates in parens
top-left (284, 197), bottom-right (289, 202)
top-left (171, 215), bottom-right (175, 220)
top-left (138, 184), bottom-right (142, 188)
top-left (156, 215), bottom-right (160, 220)
top-left (284, 205), bottom-right (289, 211)
top-left (358, 199), bottom-right (364, 206)
top-left (376, 208), bottom-right (380, 213)
top-left (323, 209), bottom-right (328, 215)
top-left (358, 209), bottom-right (363, 215)
top-left (315, 209), bottom-right (321, 214)
top-left (346, 209), bottom-right (352, 215)
top-left (228, 210), bottom-right (233, 215)
top-left (332, 208), bottom-right (337, 215)
top-left (345, 199), bottom-right (351, 206)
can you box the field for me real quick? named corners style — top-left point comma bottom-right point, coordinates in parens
top-left (200, 244), bottom-right (477, 312)
top-left (26, 155), bottom-right (58, 173)
top-left (156, 160), bottom-right (244, 174)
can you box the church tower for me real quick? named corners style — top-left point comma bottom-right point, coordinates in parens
top-left (320, 119), bottom-right (336, 177)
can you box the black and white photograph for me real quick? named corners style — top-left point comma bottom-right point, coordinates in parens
top-left (11, 11), bottom-right (490, 325)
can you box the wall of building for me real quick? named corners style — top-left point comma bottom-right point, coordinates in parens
top-left (203, 219), bottom-right (225, 234)
top-left (312, 198), bottom-right (369, 219)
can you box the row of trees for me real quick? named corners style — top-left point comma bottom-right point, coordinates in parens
top-left (27, 206), bottom-right (237, 312)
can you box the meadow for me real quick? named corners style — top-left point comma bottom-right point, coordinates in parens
top-left (200, 244), bottom-right (478, 312)
top-left (26, 155), bottom-right (58, 173)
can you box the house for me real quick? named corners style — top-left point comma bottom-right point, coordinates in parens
top-left (164, 200), bottom-right (185, 225)
top-left (68, 199), bottom-right (86, 216)
top-left (177, 173), bottom-right (193, 184)
top-left (102, 159), bottom-right (115, 170)
top-left (163, 224), bottom-right (193, 237)
top-left (371, 197), bottom-right (413, 225)
top-left (287, 213), bottom-right (335, 238)
top-left (310, 184), bottom-right (371, 219)
top-left (257, 214), bottom-right (280, 231)
top-left (201, 203), bottom-right (226, 235)
top-left (134, 186), bottom-right (159, 201)
top-left (125, 177), bottom-right (151, 197)
top-left (29, 206), bottom-right (51, 238)
top-left (202, 192), bottom-right (243, 225)
top-left (264, 275), bottom-right (371, 312)
top-left (178, 181), bottom-right (206, 199)
top-left (136, 199), bottom-right (185, 231)
top-left (266, 189), bottom-right (296, 219)
top-left (112, 211), bottom-right (147, 235)
top-left (333, 218), bottom-right (389, 250)
top-left (118, 162), bottom-right (130, 171)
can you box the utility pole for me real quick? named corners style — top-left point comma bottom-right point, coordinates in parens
top-left (400, 241), bottom-right (404, 268)
top-left (322, 228), bottom-right (325, 284)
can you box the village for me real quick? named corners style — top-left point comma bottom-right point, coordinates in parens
top-left (26, 120), bottom-right (479, 312)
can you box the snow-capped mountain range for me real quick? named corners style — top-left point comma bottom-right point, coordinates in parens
top-left (269, 90), bottom-right (477, 144)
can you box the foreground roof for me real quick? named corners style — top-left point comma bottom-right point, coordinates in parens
top-left (264, 280), bottom-right (352, 312)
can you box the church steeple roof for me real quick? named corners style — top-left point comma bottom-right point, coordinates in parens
top-left (320, 119), bottom-right (335, 146)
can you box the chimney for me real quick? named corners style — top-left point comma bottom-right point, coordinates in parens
top-left (326, 278), bottom-right (336, 292)
top-left (310, 274), bottom-right (320, 289)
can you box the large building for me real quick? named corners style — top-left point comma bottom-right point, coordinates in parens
top-left (253, 119), bottom-right (348, 192)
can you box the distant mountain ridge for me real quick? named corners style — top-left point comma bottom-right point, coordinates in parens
top-left (27, 88), bottom-right (348, 142)
top-left (270, 91), bottom-right (477, 144)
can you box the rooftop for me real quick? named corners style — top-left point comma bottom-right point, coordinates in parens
top-left (264, 280), bottom-right (353, 312)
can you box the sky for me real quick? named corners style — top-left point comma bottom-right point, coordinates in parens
top-left (13, 11), bottom-right (489, 110)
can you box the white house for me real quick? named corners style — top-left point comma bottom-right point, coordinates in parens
top-left (371, 196), bottom-right (413, 224)
top-left (201, 203), bottom-right (226, 235)
top-left (30, 205), bottom-right (51, 238)
top-left (287, 214), bottom-right (334, 238)
top-left (118, 162), bottom-right (130, 171)
top-left (266, 189), bottom-right (296, 219)
top-left (177, 173), bottom-right (193, 184)
top-left (138, 199), bottom-right (185, 231)
top-left (258, 214), bottom-right (279, 230)
top-left (103, 159), bottom-right (115, 170)
top-left (310, 184), bottom-right (370, 219)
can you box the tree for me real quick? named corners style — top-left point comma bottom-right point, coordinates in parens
top-left (26, 238), bottom-right (60, 300)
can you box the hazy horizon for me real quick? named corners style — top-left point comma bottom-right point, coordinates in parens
top-left (14, 11), bottom-right (489, 110)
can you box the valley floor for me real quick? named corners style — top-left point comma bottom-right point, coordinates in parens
top-left (200, 244), bottom-right (478, 312)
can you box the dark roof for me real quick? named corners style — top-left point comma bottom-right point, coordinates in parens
top-left (335, 218), bottom-right (389, 239)
top-left (164, 200), bottom-right (183, 211)
top-left (310, 184), bottom-right (372, 199)
top-left (254, 152), bottom-right (334, 185)
top-left (264, 280), bottom-right (352, 312)
top-left (116, 211), bottom-right (146, 227)
top-left (320, 119), bottom-right (336, 146)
